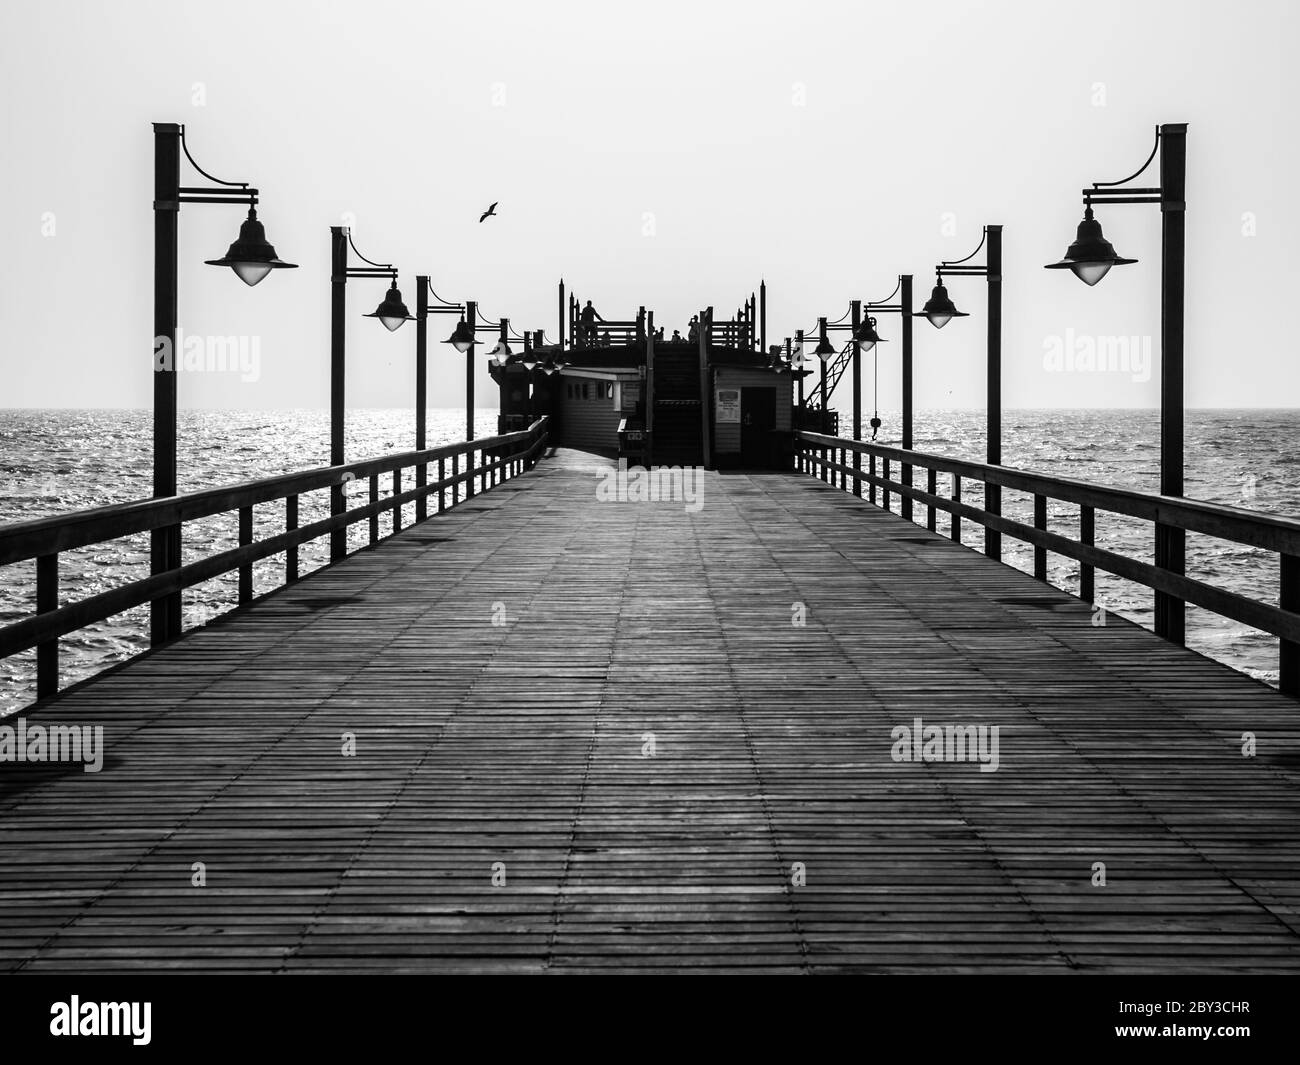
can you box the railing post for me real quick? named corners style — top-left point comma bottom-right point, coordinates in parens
top-left (1033, 494), bottom-right (1047, 581)
top-left (870, 454), bottom-right (877, 505)
top-left (392, 468), bottom-right (402, 534)
top-left (438, 458), bottom-right (446, 512)
top-left (238, 505), bottom-right (253, 604)
top-left (927, 468), bottom-right (937, 532)
top-left (467, 447), bottom-right (476, 499)
top-left (36, 553), bottom-right (58, 699)
top-left (1281, 553), bottom-right (1299, 696)
top-left (369, 474), bottom-right (379, 544)
top-left (1080, 505), bottom-right (1094, 603)
top-left (952, 475), bottom-right (962, 543)
top-left (286, 495), bottom-right (299, 583)
top-left (451, 452), bottom-right (459, 506)
top-left (884, 458), bottom-right (891, 512)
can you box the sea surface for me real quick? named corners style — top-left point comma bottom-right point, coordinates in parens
top-left (1, 408), bottom-right (1296, 712)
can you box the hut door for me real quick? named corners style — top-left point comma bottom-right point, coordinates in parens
top-left (740, 387), bottom-right (776, 468)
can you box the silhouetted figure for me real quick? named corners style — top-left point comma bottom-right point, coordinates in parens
top-left (672, 329), bottom-right (682, 342)
top-left (687, 315), bottom-right (699, 343)
top-left (479, 202), bottom-right (498, 223)
top-left (580, 300), bottom-right (603, 343)
top-left (655, 326), bottom-right (665, 341)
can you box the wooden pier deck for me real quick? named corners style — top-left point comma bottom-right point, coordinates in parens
top-left (2, 451), bottom-right (1299, 974)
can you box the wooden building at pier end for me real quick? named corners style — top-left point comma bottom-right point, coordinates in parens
top-left (491, 287), bottom-right (810, 469)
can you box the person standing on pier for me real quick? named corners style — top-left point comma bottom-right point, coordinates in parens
top-left (580, 300), bottom-right (603, 344)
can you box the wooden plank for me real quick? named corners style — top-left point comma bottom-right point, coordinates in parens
top-left (0, 452), bottom-right (1297, 974)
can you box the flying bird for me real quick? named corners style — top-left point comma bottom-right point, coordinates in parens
top-left (479, 202), bottom-right (498, 223)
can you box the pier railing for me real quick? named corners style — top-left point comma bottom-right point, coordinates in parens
top-left (795, 429), bottom-right (1300, 696)
top-left (0, 417), bottom-right (549, 701)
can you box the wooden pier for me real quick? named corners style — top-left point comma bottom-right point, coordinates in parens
top-left (2, 449), bottom-right (1298, 973)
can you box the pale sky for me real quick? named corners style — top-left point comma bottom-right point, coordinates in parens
top-left (2, 0), bottom-right (1297, 410)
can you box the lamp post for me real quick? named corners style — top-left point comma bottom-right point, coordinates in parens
top-left (1045, 123), bottom-right (1187, 643)
top-left (151, 122), bottom-right (297, 645)
top-left (813, 318), bottom-right (836, 435)
top-left (414, 278), bottom-right (466, 520)
top-left (861, 275), bottom-right (915, 516)
top-left (329, 226), bottom-right (412, 561)
top-left (918, 225), bottom-right (1003, 560)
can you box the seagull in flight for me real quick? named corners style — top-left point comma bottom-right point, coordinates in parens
top-left (479, 202), bottom-right (498, 223)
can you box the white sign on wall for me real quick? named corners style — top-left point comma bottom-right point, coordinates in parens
top-left (716, 388), bottom-right (741, 423)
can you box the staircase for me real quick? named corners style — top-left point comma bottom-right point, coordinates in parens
top-left (651, 345), bottom-right (703, 466)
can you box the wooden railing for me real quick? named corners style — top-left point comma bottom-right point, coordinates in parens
top-left (571, 320), bottom-right (642, 348)
top-left (796, 429), bottom-right (1300, 696)
top-left (0, 418), bottom-right (549, 701)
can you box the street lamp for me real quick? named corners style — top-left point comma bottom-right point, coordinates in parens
top-left (329, 226), bottom-right (410, 561)
top-left (413, 278), bottom-right (467, 520)
top-left (151, 122), bottom-right (297, 645)
top-left (363, 282), bottom-right (415, 332)
top-left (919, 225), bottom-right (1003, 560)
top-left (1045, 206), bottom-right (1137, 286)
top-left (1045, 123), bottom-right (1188, 643)
top-left (441, 306), bottom-right (515, 442)
top-left (861, 276), bottom-right (915, 514)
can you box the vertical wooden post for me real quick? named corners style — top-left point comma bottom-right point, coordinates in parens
top-left (286, 495), bottom-right (299, 582)
top-left (238, 505), bottom-right (253, 604)
top-left (1033, 494), bottom-right (1047, 581)
top-left (901, 274), bottom-right (914, 522)
top-left (36, 553), bottom-right (58, 699)
top-left (1155, 123), bottom-right (1188, 646)
top-left (558, 279), bottom-right (565, 351)
top-left (1080, 505), bottom-right (1094, 603)
top-left (1281, 553), bottom-right (1299, 696)
top-left (883, 458), bottom-right (891, 512)
top-left (870, 454), bottom-right (877, 505)
top-left (330, 226), bottom-right (348, 563)
top-left (851, 300), bottom-right (862, 498)
top-left (451, 452), bottom-right (459, 507)
top-left (759, 281), bottom-right (766, 354)
top-left (646, 310), bottom-right (656, 468)
top-left (985, 226), bottom-right (1003, 562)
top-left (927, 468), bottom-right (937, 531)
top-left (438, 458), bottom-right (446, 513)
top-left (697, 308), bottom-right (712, 469)
top-left (952, 475), bottom-right (962, 542)
top-left (369, 474), bottom-right (379, 544)
top-left (415, 276), bottom-right (428, 522)
top-left (393, 468), bottom-right (402, 533)
top-left (795, 330), bottom-right (805, 438)
top-left (465, 299), bottom-right (476, 445)
top-left (151, 123), bottom-right (183, 646)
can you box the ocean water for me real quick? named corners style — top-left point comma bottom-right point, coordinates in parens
top-left (0, 407), bottom-right (1295, 712)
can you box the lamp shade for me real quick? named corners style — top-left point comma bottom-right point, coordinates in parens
top-left (1044, 206), bottom-right (1137, 286)
top-left (855, 316), bottom-right (886, 351)
top-left (204, 207), bottom-right (298, 286)
top-left (813, 337), bottom-right (837, 363)
top-left (488, 340), bottom-right (512, 365)
top-left (918, 280), bottom-right (968, 329)
top-left (444, 320), bottom-right (475, 353)
top-left (362, 282), bottom-right (414, 331)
